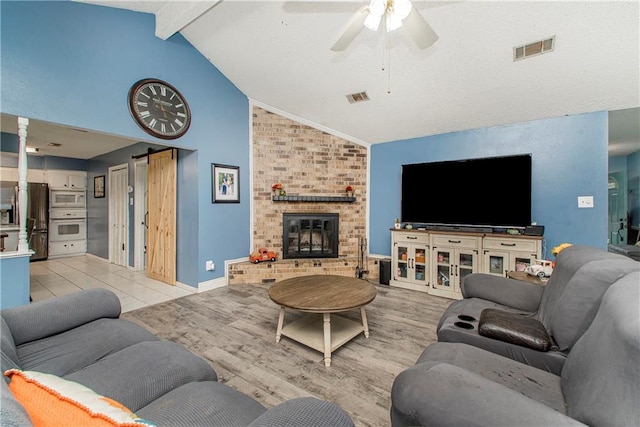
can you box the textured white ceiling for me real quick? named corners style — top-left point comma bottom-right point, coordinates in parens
top-left (6, 1), bottom-right (640, 159)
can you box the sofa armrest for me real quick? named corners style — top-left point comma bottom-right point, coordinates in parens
top-left (461, 273), bottom-right (544, 312)
top-left (391, 362), bottom-right (585, 427)
top-left (247, 397), bottom-right (355, 427)
top-left (1, 289), bottom-right (121, 346)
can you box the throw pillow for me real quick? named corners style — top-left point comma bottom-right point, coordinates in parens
top-left (4, 369), bottom-right (156, 427)
top-left (478, 309), bottom-right (553, 352)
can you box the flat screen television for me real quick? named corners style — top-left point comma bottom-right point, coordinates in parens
top-left (401, 154), bottom-right (532, 229)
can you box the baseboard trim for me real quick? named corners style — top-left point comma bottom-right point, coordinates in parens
top-left (198, 277), bottom-right (227, 292)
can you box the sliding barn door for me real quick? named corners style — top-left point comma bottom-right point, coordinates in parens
top-left (146, 149), bottom-right (177, 285)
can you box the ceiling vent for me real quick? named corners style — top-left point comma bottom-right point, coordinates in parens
top-left (346, 91), bottom-right (370, 104)
top-left (514, 36), bottom-right (555, 61)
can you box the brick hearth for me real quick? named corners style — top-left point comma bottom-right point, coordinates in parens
top-left (228, 106), bottom-right (371, 284)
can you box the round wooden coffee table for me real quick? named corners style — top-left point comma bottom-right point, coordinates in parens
top-left (268, 275), bottom-right (377, 367)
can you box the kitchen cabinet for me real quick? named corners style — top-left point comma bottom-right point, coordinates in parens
top-left (48, 240), bottom-right (86, 258)
top-left (47, 171), bottom-right (86, 189)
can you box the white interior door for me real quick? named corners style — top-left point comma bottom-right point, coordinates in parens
top-left (109, 165), bottom-right (128, 266)
top-left (134, 159), bottom-right (147, 271)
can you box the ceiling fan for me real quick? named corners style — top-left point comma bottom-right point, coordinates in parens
top-left (331, 0), bottom-right (439, 52)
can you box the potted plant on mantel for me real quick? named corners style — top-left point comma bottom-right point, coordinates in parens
top-left (271, 182), bottom-right (285, 196)
top-left (394, 218), bottom-right (401, 229)
top-left (345, 185), bottom-right (354, 197)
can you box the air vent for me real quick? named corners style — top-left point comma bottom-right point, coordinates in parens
top-left (47, 142), bottom-right (62, 147)
top-left (346, 91), bottom-right (370, 104)
top-left (514, 36), bottom-right (555, 61)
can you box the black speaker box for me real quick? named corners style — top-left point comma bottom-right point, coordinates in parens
top-left (379, 259), bottom-right (391, 285)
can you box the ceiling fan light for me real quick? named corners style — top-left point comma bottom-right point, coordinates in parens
top-left (386, 12), bottom-right (403, 32)
top-left (364, 13), bottom-right (382, 31)
top-left (368, 0), bottom-right (386, 17)
top-left (393, 0), bottom-right (412, 20)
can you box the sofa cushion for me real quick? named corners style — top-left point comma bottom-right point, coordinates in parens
top-left (16, 318), bottom-right (159, 376)
top-left (5, 369), bottom-right (155, 427)
top-left (247, 397), bottom-right (356, 427)
top-left (137, 381), bottom-right (268, 427)
top-left (1, 289), bottom-right (122, 346)
top-left (541, 257), bottom-right (639, 352)
top-left (414, 342), bottom-right (566, 412)
top-left (65, 341), bottom-right (218, 412)
top-left (561, 271), bottom-right (640, 426)
top-left (391, 362), bottom-right (582, 427)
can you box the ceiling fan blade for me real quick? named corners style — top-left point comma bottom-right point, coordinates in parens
top-left (330, 5), bottom-right (369, 52)
top-left (403, 6), bottom-right (438, 49)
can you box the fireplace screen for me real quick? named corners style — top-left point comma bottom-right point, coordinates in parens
top-left (283, 213), bottom-right (339, 259)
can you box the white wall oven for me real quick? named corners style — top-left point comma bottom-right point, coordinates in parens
top-left (50, 190), bottom-right (86, 208)
top-left (49, 209), bottom-right (86, 242)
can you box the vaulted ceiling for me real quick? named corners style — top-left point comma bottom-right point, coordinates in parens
top-left (5, 1), bottom-right (639, 159)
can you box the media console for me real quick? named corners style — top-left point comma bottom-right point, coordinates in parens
top-left (390, 229), bottom-right (543, 300)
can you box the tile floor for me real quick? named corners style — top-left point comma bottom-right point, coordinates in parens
top-left (29, 255), bottom-right (196, 312)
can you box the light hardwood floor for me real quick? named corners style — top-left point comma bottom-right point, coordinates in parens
top-left (123, 280), bottom-right (452, 427)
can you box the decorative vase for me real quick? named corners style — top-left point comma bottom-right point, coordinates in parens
top-left (394, 223), bottom-right (401, 229)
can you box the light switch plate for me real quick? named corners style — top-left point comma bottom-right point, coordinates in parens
top-left (578, 196), bottom-right (594, 208)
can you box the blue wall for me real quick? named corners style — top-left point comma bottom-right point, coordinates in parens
top-left (370, 112), bottom-right (609, 258)
top-left (1, 1), bottom-right (250, 285)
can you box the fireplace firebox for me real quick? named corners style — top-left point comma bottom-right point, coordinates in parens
top-left (283, 213), bottom-right (339, 259)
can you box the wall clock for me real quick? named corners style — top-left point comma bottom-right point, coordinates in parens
top-left (128, 79), bottom-right (191, 140)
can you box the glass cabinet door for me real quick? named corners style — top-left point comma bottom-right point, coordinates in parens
top-left (395, 244), bottom-right (409, 280)
top-left (414, 246), bottom-right (428, 283)
top-left (484, 251), bottom-right (508, 276)
top-left (434, 249), bottom-right (452, 290)
top-left (458, 250), bottom-right (476, 287)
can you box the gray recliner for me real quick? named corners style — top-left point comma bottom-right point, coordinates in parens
top-left (391, 270), bottom-right (640, 426)
top-left (436, 245), bottom-right (640, 374)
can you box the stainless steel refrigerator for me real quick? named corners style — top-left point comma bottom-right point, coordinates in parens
top-left (16, 183), bottom-right (49, 260)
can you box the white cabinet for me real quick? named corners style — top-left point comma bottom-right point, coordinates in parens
top-left (47, 171), bottom-right (86, 189)
top-left (431, 234), bottom-right (480, 299)
top-left (0, 167), bottom-right (47, 183)
top-left (390, 230), bottom-right (543, 300)
top-left (482, 236), bottom-right (542, 277)
top-left (390, 232), bottom-right (430, 292)
top-left (48, 240), bottom-right (86, 258)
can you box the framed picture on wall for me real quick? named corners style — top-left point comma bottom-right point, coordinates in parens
top-left (94, 175), bottom-right (105, 198)
top-left (212, 164), bottom-right (239, 203)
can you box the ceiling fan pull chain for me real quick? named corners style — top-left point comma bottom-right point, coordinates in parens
top-left (387, 30), bottom-right (392, 94)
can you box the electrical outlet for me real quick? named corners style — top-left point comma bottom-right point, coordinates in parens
top-left (205, 260), bottom-right (215, 271)
top-left (577, 196), bottom-right (594, 208)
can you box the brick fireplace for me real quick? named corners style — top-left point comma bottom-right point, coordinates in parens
top-left (227, 106), bottom-right (378, 285)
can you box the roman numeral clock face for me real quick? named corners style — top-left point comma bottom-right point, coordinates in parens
top-left (128, 79), bottom-right (191, 139)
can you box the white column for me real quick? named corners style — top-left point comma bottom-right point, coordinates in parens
top-left (17, 117), bottom-right (29, 252)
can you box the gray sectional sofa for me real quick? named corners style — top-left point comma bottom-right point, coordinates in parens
top-left (391, 246), bottom-right (640, 426)
top-left (1, 288), bottom-right (355, 427)
top-left (436, 244), bottom-right (639, 374)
